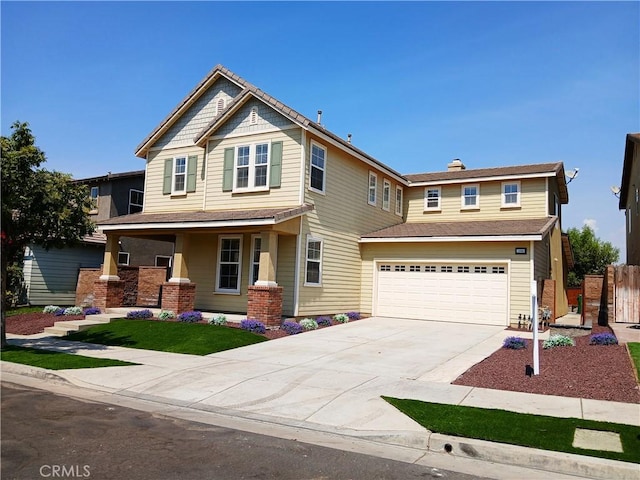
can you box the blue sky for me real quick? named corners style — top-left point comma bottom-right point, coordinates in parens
top-left (2, 1), bottom-right (638, 257)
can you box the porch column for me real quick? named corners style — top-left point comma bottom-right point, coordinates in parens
top-left (94, 233), bottom-right (124, 310)
top-left (248, 230), bottom-right (283, 327)
top-left (162, 233), bottom-right (196, 313)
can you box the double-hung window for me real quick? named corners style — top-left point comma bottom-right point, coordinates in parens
top-left (502, 181), bottom-right (520, 207)
top-left (309, 142), bottom-right (326, 193)
top-left (395, 186), bottom-right (403, 216)
top-left (89, 186), bottom-right (99, 212)
top-left (234, 143), bottom-right (269, 192)
top-left (129, 189), bottom-right (144, 214)
top-left (305, 237), bottom-right (323, 286)
top-left (382, 180), bottom-right (391, 211)
top-left (216, 236), bottom-right (242, 294)
top-left (425, 187), bottom-right (441, 211)
top-left (461, 184), bottom-right (479, 209)
top-left (368, 172), bottom-right (377, 206)
top-left (173, 157), bottom-right (187, 194)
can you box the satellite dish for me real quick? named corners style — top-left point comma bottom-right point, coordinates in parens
top-left (611, 186), bottom-right (621, 197)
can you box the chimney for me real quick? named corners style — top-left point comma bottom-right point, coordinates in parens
top-left (347, 133), bottom-right (352, 144)
top-left (317, 110), bottom-right (323, 124)
top-left (447, 159), bottom-right (466, 171)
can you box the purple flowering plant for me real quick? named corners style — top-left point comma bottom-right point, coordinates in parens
top-left (240, 319), bottom-right (266, 334)
top-left (282, 321), bottom-right (303, 335)
top-left (316, 316), bottom-right (332, 327)
top-left (502, 336), bottom-right (526, 350)
top-left (346, 311), bottom-right (361, 320)
top-left (178, 311), bottom-right (203, 323)
top-left (589, 333), bottom-right (618, 345)
top-left (126, 309), bottom-right (153, 319)
top-left (84, 307), bottom-right (101, 315)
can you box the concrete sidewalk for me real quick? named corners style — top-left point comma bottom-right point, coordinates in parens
top-left (4, 317), bottom-right (639, 480)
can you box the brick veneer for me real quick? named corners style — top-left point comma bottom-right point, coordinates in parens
top-left (247, 286), bottom-right (283, 327)
top-left (93, 280), bottom-right (124, 310)
top-left (137, 267), bottom-right (167, 306)
top-left (540, 279), bottom-right (556, 322)
top-left (161, 282), bottom-right (196, 314)
top-left (76, 268), bottom-right (102, 307)
top-left (582, 275), bottom-right (605, 325)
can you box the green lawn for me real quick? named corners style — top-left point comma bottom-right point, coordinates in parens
top-left (6, 306), bottom-right (46, 316)
top-left (1, 345), bottom-right (136, 370)
top-left (629, 343), bottom-right (640, 380)
top-left (65, 319), bottom-right (268, 355)
top-left (383, 397), bottom-right (640, 464)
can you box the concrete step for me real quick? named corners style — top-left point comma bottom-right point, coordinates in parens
top-left (44, 317), bottom-right (115, 337)
top-left (43, 326), bottom-right (74, 336)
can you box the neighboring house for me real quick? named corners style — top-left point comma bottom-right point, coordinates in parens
top-left (620, 133), bottom-right (640, 265)
top-left (96, 64), bottom-right (572, 326)
top-left (23, 170), bottom-right (173, 305)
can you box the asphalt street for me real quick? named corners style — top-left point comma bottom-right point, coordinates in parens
top-left (1, 382), bottom-right (489, 480)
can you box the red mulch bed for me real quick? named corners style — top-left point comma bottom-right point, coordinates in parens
top-left (5, 313), bottom-right (84, 335)
top-left (453, 325), bottom-right (640, 404)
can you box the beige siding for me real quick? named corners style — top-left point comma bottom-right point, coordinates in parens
top-left (406, 178), bottom-right (548, 222)
top-left (296, 135), bottom-right (404, 316)
top-left (360, 241), bottom-right (532, 324)
top-left (276, 235), bottom-right (297, 316)
top-left (205, 129), bottom-right (302, 210)
top-left (534, 237), bottom-right (550, 282)
top-left (145, 146), bottom-right (206, 213)
top-left (549, 223), bottom-right (569, 315)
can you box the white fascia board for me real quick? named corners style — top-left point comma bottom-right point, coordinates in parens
top-left (408, 172), bottom-right (557, 187)
top-left (99, 218), bottom-right (278, 232)
top-left (359, 234), bottom-right (543, 243)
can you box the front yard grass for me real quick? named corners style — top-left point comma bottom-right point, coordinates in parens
top-left (628, 343), bottom-right (640, 380)
top-left (383, 397), bottom-right (640, 464)
top-left (1, 345), bottom-right (136, 370)
top-left (65, 319), bottom-right (268, 355)
top-left (6, 306), bottom-right (45, 317)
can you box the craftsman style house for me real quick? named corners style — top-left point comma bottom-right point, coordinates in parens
top-left (96, 65), bottom-right (572, 326)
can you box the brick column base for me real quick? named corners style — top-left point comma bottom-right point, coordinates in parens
top-left (93, 280), bottom-right (124, 310)
top-left (541, 279), bottom-right (556, 322)
top-left (247, 286), bottom-right (283, 328)
top-left (161, 282), bottom-right (196, 314)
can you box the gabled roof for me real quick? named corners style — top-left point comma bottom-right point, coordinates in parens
top-left (361, 217), bottom-right (557, 242)
top-left (134, 64), bottom-right (405, 183)
top-left (619, 133), bottom-right (640, 210)
top-left (405, 162), bottom-right (569, 204)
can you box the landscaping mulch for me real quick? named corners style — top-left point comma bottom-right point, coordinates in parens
top-left (453, 325), bottom-right (640, 404)
top-left (5, 313), bottom-right (84, 335)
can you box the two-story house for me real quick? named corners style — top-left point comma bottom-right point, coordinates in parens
top-left (620, 133), bottom-right (640, 265)
top-left (96, 64), bottom-right (572, 326)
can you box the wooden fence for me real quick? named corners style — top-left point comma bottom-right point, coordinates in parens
top-left (612, 265), bottom-right (640, 323)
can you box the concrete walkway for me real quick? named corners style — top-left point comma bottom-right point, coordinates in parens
top-left (4, 317), bottom-right (639, 480)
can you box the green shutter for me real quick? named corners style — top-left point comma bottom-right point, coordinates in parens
top-left (270, 141), bottom-right (283, 188)
top-left (223, 148), bottom-right (234, 192)
top-left (163, 158), bottom-right (173, 195)
top-left (186, 155), bottom-right (198, 192)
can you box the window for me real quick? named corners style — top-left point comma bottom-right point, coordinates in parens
top-left (382, 180), bottom-right (391, 211)
top-left (216, 236), bottom-right (242, 293)
top-left (410, 265), bottom-right (421, 272)
top-left (155, 256), bottom-right (172, 268)
top-left (395, 186), bottom-right (403, 216)
top-left (502, 182), bottom-right (520, 207)
top-left (173, 156), bottom-right (187, 194)
top-left (440, 266), bottom-right (453, 273)
top-left (461, 184), bottom-right (479, 209)
top-left (492, 266), bottom-right (506, 274)
top-left (305, 237), bottom-right (322, 286)
top-left (457, 266), bottom-right (470, 273)
top-left (474, 266), bottom-right (488, 273)
top-left (425, 187), bottom-right (441, 211)
top-left (117, 252), bottom-right (130, 265)
top-left (309, 143), bottom-right (326, 193)
top-left (380, 265), bottom-right (391, 272)
top-left (250, 235), bottom-right (262, 285)
top-left (424, 265), bottom-right (436, 272)
top-left (234, 143), bottom-right (269, 192)
top-left (551, 193), bottom-right (559, 216)
top-left (129, 189), bottom-right (144, 214)
top-left (89, 186), bottom-right (99, 211)
top-left (628, 209), bottom-right (632, 234)
top-left (368, 172), bottom-right (377, 206)
top-left (394, 265), bottom-right (406, 272)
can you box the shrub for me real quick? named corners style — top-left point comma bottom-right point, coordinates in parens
top-left (63, 306), bottom-right (83, 316)
top-left (503, 336), bottom-right (526, 350)
top-left (589, 333), bottom-right (618, 345)
top-left (43, 305), bottom-right (60, 314)
top-left (282, 321), bottom-right (303, 335)
top-left (83, 307), bottom-right (101, 315)
top-left (126, 309), bottom-right (153, 319)
top-left (346, 311), bottom-right (361, 320)
top-left (208, 314), bottom-right (227, 326)
top-left (157, 310), bottom-right (176, 321)
top-left (543, 334), bottom-right (575, 349)
top-left (54, 308), bottom-right (65, 316)
top-left (240, 319), bottom-right (266, 334)
top-left (178, 311), bottom-right (203, 323)
top-left (333, 313), bottom-right (349, 324)
top-left (299, 318), bottom-right (318, 330)
top-left (316, 316), bottom-right (332, 327)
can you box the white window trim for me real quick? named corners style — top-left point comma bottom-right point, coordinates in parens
top-left (395, 185), bottom-right (403, 216)
top-left (382, 179), bottom-right (391, 211)
top-left (501, 181), bottom-right (521, 208)
top-left (215, 235), bottom-right (243, 294)
top-left (250, 234), bottom-right (261, 286)
top-left (155, 255), bottom-right (172, 268)
top-left (304, 236), bottom-right (323, 287)
top-left (461, 184), bottom-right (480, 210)
top-left (117, 252), bottom-right (130, 266)
top-left (309, 141), bottom-right (327, 195)
top-left (424, 186), bottom-right (441, 211)
top-left (368, 171), bottom-right (378, 206)
top-left (233, 142), bottom-right (271, 193)
top-left (172, 156), bottom-right (187, 195)
top-left (128, 189), bottom-right (144, 214)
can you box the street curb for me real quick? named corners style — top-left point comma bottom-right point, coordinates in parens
top-left (1, 361), bottom-right (73, 386)
top-left (428, 433), bottom-right (639, 480)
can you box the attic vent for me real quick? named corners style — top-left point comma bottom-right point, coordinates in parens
top-left (447, 159), bottom-right (466, 171)
top-left (216, 98), bottom-right (225, 115)
top-left (250, 107), bottom-right (258, 125)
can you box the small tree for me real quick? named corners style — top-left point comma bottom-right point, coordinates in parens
top-left (1, 121), bottom-right (95, 348)
top-left (566, 225), bottom-right (619, 287)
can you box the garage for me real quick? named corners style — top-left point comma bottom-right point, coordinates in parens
top-left (374, 262), bottom-right (508, 325)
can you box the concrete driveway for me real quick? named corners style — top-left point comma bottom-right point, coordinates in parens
top-left (28, 317), bottom-right (511, 444)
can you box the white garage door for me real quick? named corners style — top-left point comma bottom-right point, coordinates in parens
top-left (375, 262), bottom-right (508, 326)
